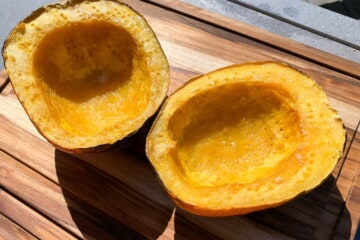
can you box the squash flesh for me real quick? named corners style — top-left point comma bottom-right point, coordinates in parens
top-left (146, 62), bottom-right (346, 216)
top-left (33, 20), bottom-right (150, 136)
top-left (170, 83), bottom-right (302, 187)
top-left (3, 0), bottom-right (169, 151)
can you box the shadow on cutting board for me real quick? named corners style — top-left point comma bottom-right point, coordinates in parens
top-left (171, 176), bottom-right (351, 239)
top-left (55, 136), bottom-right (351, 239)
top-left (55, 146), bottom-right (173, 239)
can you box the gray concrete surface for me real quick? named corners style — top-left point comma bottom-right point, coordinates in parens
top-left (232, 0), bottom-right (360, 48)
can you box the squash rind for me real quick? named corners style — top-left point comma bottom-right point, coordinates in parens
top-left (146, 61), bottom-right (346, 216)
top-left (2, 0), bottom-right (169, 152)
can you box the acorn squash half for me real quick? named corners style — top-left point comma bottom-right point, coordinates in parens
top-left (2, 0), bottom-right (169, 152)
top-left (146, 62), bottom-right (346, 216)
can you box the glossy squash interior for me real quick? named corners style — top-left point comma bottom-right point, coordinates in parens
top-left (169, 83), bottom-right (301, 188)
top-left (33, 20), bottom-right (150, 136)
top-left (3, 0), bottom-right (169, 151)
top-left (146, 62), bottom-right (346, 216)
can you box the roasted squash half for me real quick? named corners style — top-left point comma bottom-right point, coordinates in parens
top-left (146, 62), bottom-right (346, 216)
top-left (2, 0), bottom-right (169, 152)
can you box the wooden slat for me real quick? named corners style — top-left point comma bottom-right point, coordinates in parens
top-left (0, 150), bottom-right (142, 240)
top-left (334, 122), bottom-right (360, 238)
top-left (336, 122), bottom-right (360, 199)
top-left (0, 70), bottom-right (9, 94)
top-left (332, 128), bottom-right (359, 182)
top-left (0, 188), bottom-right (77, 240)
top-left (0, 214), bottom-right (37, 240)
top-left (0, 69), bottom-right (14, 96)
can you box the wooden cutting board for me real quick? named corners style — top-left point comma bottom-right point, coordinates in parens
top-left (1, 0), bottom-right (359, 239)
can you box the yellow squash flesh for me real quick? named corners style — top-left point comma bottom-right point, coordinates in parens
top-left (146, 62), bottom-right (346, 216)
top-left (2, 0), bottom-right (169, 152)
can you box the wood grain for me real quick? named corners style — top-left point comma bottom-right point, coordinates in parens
top-left (0, 149), bottom-right (142, 240)
top-left (1, 0), bottom-right (359, 239)
top-left (0, 214), bottom-right (37, 240)
top-left (0, 188), bottom-right (77, 240)
top-left (0, 70), bottom-right (9, 93)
